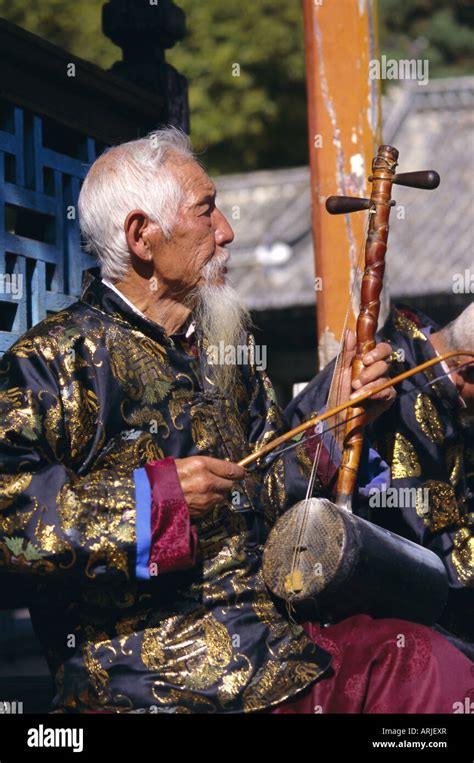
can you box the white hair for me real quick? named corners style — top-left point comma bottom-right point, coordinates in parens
top-left (439, 302), bottom-right (474, 352)
top-left (78, 127), bottom-right (194, 280)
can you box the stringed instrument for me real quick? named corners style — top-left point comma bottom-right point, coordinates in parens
top-left (239, 145), bottom-right (472, 626)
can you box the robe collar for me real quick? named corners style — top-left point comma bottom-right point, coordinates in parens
top-left (79, 272), bottom-right (195, 347)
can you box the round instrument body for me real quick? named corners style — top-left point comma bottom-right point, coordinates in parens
top-left (260, 147), bottom-right (447, 628)
top-left (262, 498), bottom-right (449, 626)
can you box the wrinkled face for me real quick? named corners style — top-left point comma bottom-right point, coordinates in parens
top-left (145, 159), bottom-right (234, 298)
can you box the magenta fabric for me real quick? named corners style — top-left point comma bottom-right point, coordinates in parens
top-left (303, 423), bottom-right (340, 489)
top-left (145, 458), bottom-right (197, 575)
top-left (271, 614), bottom-right (473, 714)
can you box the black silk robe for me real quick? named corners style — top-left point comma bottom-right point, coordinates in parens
top-left (0, 275), bottom-right (345, 713)
top-left (369, 306), bottom-right (474, 643)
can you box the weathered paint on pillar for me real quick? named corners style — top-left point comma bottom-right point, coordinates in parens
top-left (303, 0), bottom-right (382, 369)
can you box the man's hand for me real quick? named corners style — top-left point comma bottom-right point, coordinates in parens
top-left (174, 456), bottom-right (246, 517)
top-left (339, 329), bottom-right (396, 423)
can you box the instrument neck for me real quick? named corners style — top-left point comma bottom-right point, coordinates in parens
top-left (334, 144), bottom-right (399, 508)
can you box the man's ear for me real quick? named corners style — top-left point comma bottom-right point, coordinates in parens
top-left (124, 210), bottom-right (164, 261)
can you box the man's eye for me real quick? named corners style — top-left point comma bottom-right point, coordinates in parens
top-left (200, 207), bottom-right (212, 217)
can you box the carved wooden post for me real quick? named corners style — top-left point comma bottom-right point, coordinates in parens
top-left (102, 0), bottom-right (189, 133)
top-left (302, 0), bottom-right (382, 369)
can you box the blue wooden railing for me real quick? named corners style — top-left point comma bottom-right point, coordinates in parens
top-left (0, 100), bottom-right (101, 353)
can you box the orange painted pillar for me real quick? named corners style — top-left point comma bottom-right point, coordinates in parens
top-left (302, 0), bottom-right (382, 369)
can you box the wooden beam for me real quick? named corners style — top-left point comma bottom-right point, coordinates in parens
top-left (0, 18), bottom-right (166, 146)
top-left (302, 0), bottom-right (382, 368)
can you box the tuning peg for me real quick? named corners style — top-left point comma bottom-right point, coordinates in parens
top-left (326, 196), bottom-right (371, 215)
top-left (392, 171), bottom-right (440, 190)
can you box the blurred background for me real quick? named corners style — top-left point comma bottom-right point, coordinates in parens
top-left (0, 0), bottom-right (472, 172)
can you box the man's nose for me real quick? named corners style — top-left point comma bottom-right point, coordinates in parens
top-left (214, 207), bottom-right (234, 246)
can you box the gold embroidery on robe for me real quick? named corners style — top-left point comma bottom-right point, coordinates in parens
top-left (106, 328), bottom-right (173, 404)
top-left (41, 392), bottom-right (63, 459)
top-left (391, 433), bottom-right (421, 479)
top-left (144, 608), bottom-right (234, 692)
top-left (0, 388), bottom-right (42, 444)
top-left (184, 616), bottom-right (233, 690)
top-left (217, 655), bottom-right (253, 707)
top-left (190, 405), bottom-right (216, 451)
top-left (446, 443), bottom-right (463, 487)
top-left (83, 640), bottom-right (111, 702)
top-left (151, 684), bottom-right (216, 713)
top-left (57, 472), bottom-right (135, 578)
top-left (8, 312), bottom-right (77, 361)
top-left (414, 393), bottom-right (444, 444)
top-left (242, 658), bottom-right (322, 713)
top-left (120, 402), bottom-right (170, 437)
top-left (62, 382), bottom-right (101, 459)
top-left (85, 543), bottom-right (129, 580)
top-left (227, 562), bottom-right (254, 606)
top-left (168, 388), bottom-right (194, 430)
top-left (393, 312), bottom-right (427, 342)
top-left (96, 432), bottom-right (164, 473)
top-left (417, 480), bottom-right (462, 532)
top-left (262, 458), bottom-right (286, 524)
top-left (252, 403), bottom-right (285, 452)
top-left (35, 507), bottom-right (71, 555)
top-left (451, 527), bottom-right (474, 587)
top-left (0, 473), bottom-right (33, 512)
top-left (141, 628), bottom-right (166, 670)
top-left (295, 438), bottom-right (314, 480)
top-left (198, 509), bottom-right (248, 577)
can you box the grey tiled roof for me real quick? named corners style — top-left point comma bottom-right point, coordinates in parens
top-left (215, 77), bottom-right (474, 310)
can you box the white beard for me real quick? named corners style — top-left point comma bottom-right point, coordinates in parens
top-left (191, 256), bottom-right (251, 395)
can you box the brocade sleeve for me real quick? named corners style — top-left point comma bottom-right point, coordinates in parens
top-left (0, 348), bottom-right (195, 591)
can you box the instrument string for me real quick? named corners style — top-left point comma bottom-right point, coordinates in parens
top-left (246, 362), bottom-right (471, 472)
top-left (324, 207), bottom-right (374, 481)
top-left (286, 209), bottom-right (373, 597)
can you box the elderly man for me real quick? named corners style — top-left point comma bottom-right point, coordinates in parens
top-left (0, 129), bottom-right (471, 714)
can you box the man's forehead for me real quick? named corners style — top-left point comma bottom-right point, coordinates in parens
top-left (197, 177), bottom-right (216, 196)
top-left (178, 161), bottom-right (215, 198)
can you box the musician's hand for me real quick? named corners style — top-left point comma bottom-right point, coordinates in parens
top-left (341, 330), bottom-right (396, 422)
top-left (174, 456), bottom-right (246, 518)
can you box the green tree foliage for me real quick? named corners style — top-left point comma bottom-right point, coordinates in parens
top-left (167, 1), bottom-right (307, 173)
top-left (0, 0), bottom-right (472, 172)
top-left (379, 0), bottom-right (474, 78)
top-left (0, 0), bottom-right (119, 68)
